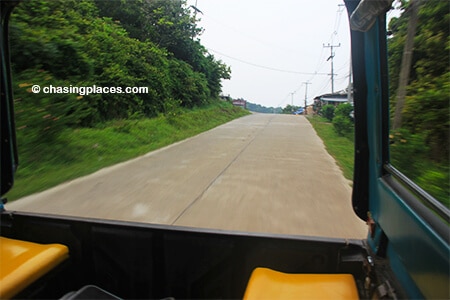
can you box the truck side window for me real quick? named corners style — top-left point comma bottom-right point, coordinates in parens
top-left (387, 0), bottom-right (449, 210)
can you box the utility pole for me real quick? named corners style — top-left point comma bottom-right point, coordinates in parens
top-left (303, 81), bottom-right (311, 115)
top-left (347, 56), bottom-right (353, 103)
top-left (323, 43), bottom-right (341, 93)
top-left (190, 0), bottom-right (203, 18)
top-left (393, 0), bottom-right (420, 130)
top-left (290, 92), bottom-right (295, 112)
top-left (189, 0), bottom-right (202, 39)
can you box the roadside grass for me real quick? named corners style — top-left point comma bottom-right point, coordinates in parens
top-left (307, 115), bottom-right (354, 182)
top-left (7, 101), bottom-right (250, 201)
top-left (308, 115), bottom-right (449, 207)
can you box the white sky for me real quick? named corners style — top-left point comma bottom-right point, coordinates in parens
top-left (186, 0), bottom-right (353, 108)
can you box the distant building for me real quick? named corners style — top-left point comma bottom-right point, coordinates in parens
top-left (316, 93), bottom-right (348, 106)
top-left (232, 99), bottom-right (247, 109)
top-left (313, 91), bottom-right (351, 113)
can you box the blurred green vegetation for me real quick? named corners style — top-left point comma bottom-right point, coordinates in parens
top-left (390, 129), bottom-right (449, 207)
top-left (388, 0), bottom-right (449, 164)
top-left (332, 103), bottom-right (354, 139)
top-left (311, 0), bottom-right (449, 207)
top-left (10, 0), bottom-right (230, 127)
top-left (387, 0), bottom-right (449, 206)
top-left (6, 0), bottom-right (247, 200)
top-left (320, 104), bottom-right (335, 122)
top-left (310, 109), bottom-right (449, 207)
top-left (8, 101), bottom-right (249, 201)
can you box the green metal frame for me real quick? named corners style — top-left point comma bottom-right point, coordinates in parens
top-left (346, 0), bottom-right (450, 298)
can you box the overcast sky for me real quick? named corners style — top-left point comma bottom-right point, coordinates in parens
top-left (186, 0), bottom-right (353, 108)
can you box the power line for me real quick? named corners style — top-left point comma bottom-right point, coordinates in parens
top-left (202, 14), bottom-right (298, 55)
top-left (207, 48), bottom-right (328, 76)
top-left (331, 4), bottom-right (345, 44)
top-left (289, 4), bottom-right (346, 105)
top-left (310, 79), bottom-right (331, 98)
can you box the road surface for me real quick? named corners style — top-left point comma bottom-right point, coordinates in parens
top-left (7, 114), bottom-right (367, 239)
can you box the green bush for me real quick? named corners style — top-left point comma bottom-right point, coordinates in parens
top-left (321, 104), bottom-right (335, 121)
top-left (14, 69), bottom-right (92, 148)
top-left (334, 103), bottom-right (353, 118)
top-left (333, 115), bottom-right (353, 137)
top-left (332, 103), bottom-right (354, 137)
top-left (10, 0), bottom-right (230, 126)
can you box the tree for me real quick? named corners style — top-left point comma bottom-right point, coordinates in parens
top-left (282, 105), bottom-right (300, 114)
top-left (332, 103), bottom-right (354, 137)
top-left (10, 0), bottom-right (230, 125)
top-left (320, 105), bottom-right (335, 121)
top-left (392, 0), bottom-right (420, 130)
top-left (94, 0), bottom-right (230, 100)
top-left (388, 0), bottom-right (449, 162)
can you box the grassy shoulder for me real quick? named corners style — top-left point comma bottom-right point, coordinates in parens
top-left (7, 101), bottom-right (250, 201)
top-left (307, 115), bottom-right (449, 207)
top-left (307, 115), bottom-right (354, 182)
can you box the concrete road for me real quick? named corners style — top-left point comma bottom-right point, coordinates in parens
top-left (7, 114), bottom-right (367, 239)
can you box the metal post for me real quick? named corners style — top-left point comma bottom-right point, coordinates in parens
top-left (323, 43), bottom-right (341, 93)
top-left (303, 81), bottom-right (311, 115)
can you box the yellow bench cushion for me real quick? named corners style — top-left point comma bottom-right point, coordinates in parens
top-left (0, 236), bottom-right (69, 299)
top-left (243, 267), bottom-right (359, 300)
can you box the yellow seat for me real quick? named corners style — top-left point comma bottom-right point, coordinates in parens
top-left (0, 236), bottom-right (69, 299)
top-left (243, 267), bottom-right (359, 300)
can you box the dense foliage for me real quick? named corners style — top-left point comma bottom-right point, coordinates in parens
top-left (387, 0), bottom-right (449, 204)
top-left (8, 0), bottom-right (238, 199)
top-left (388, 0), bottom-right (449, 163)
top-left (10, 0), bottom-right (230, 131)
top-left (315, 103), bottom-right (353, 138)
top-left (332, 103), bottom-right (353, 138)
top-left (320, 104), bottom-right (335, 121)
